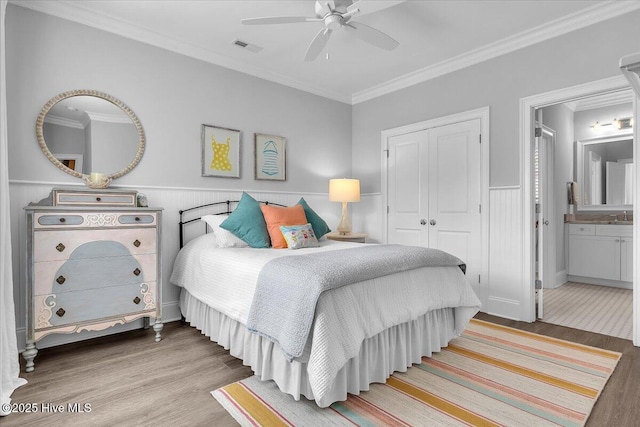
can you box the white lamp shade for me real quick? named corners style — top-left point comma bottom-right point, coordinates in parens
top-left (329, 179), bottom-right (360, 202)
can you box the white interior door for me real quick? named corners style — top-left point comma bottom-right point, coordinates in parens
top-left (427, 120), bottom-right (482, 285)
top-left (387, 130), bottom-right (429, 247)
top-left (387, 119), bottom-right (482, 287)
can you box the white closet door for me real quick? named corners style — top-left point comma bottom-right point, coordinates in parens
top-left (387, 130), bottom-right (429, 247)
top-left (427, 119), bottom-right (482, 284)
top-left (387, 119), bottom-right (482, 285)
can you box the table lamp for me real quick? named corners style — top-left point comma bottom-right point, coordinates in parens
top-left (329, 178), bottom-right (360, 235)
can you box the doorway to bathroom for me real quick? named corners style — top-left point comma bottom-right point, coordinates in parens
top-left (523, 77), bottom-right (637, 343)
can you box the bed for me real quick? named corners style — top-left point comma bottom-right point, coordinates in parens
top-left (169, 197), bottom-right (481, 408)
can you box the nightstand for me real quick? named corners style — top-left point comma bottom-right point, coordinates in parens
top-left (326, 232), bottom-right (368, 243)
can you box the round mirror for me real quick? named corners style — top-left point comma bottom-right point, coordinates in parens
top-left (36, 90), bottom-right (145, 187)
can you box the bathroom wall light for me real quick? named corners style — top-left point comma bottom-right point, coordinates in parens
top-left (591, 117), bottom-right (633, 131)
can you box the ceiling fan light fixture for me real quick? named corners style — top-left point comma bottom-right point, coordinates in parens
top-left (325, 14), bottom-right (343, 30)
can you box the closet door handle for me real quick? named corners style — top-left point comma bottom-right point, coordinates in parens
top-left (430, 219), bottom-right (436, 226)
top-left (420, 219), bottom-right (427, 225)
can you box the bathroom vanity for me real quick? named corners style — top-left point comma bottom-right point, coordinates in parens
top-left (567, 222), bottom-right (632, 288)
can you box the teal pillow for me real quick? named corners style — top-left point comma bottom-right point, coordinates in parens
top-left (297, 198), bottom-right (331, 239)
top-left (220, 192), bottom-right (270, 248)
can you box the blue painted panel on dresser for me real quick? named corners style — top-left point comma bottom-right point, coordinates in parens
top-left (118, 215), bottom-right (154, 224)
top-left (53, 241), bottom-right (144, 292)
top-left (49, 283), bottom-right (153, 326)
top-left (38, 215), bottom-right (84, 226)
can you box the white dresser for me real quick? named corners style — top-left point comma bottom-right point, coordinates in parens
top-left (23, 188), bottom-right (163, 372)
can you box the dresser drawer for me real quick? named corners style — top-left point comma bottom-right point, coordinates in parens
top-left (568, 224), bottom-right (596, 235)
top-left (34, 253), bottom-right (156, 296)
top-left (54, 189), bottom-right (137, 207)
top-left (34, 281), bottom-right (157, 329)
top-left (34, 212), bottom-right (157, 229)
top-left (34, 228), bottom-right (157, 262)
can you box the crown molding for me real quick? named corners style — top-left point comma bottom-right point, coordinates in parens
top-left (9, 0), bottom-right (352, 105)
top-left (573, 90), bottom-right (634, 111)
top-left (85, 111), bottom-right (132, 124)
top-left (44, 114), bottom-right (84, 129)
top-left (351, 1), bottom-right (640, 104)
top-left (10, 0), bottom-right (639, 106)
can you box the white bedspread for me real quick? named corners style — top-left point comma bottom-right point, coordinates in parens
top-left (169, 234), bottom-right (481, 404)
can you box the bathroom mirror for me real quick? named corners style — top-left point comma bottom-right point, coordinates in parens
top-left (36, 90), bottom-right (145, 186)
top-left (576, 134), bottom-right (633, 210)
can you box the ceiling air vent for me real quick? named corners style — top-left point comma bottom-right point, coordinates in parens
top-left (232, 39), bottom-right (263, 54)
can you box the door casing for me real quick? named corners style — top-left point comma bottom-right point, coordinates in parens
top-left (520, 75), bottom-right (638, 346)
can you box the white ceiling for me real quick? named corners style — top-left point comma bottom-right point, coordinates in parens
top-left (11, 0), bottom-right (640, 104)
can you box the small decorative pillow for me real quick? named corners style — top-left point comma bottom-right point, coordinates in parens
top-left (280, 224), bottom-right (319, 249)
top-left (220, 192), bottom-right (271, 248)
top-left (297, 197), bottom-right (331, 239)
top-left (201, 214), bottom-right (248, 248)
top-left (260, 204), bottom-right (308, 249)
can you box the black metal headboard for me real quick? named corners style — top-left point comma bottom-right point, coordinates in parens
top-left (178, 200), bottom-right (286, 248)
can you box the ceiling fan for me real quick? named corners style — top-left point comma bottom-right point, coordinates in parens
top-left (241, 0), bottom-right (401, 61)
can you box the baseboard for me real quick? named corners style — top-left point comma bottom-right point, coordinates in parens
top-left (486, 296), bottom-right (523, 322)
top-left (16, 300), bottom-right (181, 352)
top-left (566, 275), bottom-right (632, 290)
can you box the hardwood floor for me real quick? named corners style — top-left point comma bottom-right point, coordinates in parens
top-left (4, 315), bottom-right (639, 426)
top-left (3, 322), bottom-right (252, 427)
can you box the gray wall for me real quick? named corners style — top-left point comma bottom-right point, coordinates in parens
top-left (541, 103), bottom-right (573, 276)
top-left (90, 121), bottom-right (139, 175)
top-left (6, 5), bottom-right (352, 192)
top-left (42, 122), bottom-right (85, 158)
top-left (352, 10), bottom-right (640, 192)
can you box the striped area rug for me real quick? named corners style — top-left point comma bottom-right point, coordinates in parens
top-left (212, 319), bottom-right (621, 426)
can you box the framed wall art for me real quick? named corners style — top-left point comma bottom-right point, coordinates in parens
top-left (201, 124), bottom-right (240, 178)
top-left (255, 133), bottom-right (286, 181)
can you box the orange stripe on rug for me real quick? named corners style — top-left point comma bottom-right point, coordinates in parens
top-left (468, 319), bottom-right (620, 360)
top-left (221, 382), bottom-right (292, 427)
top-left (386, 376), bottom-right (501, 427)
top-left (464, 329), bottom-right (614, 374)
top-left (446, 344), bottom-right (598, 398)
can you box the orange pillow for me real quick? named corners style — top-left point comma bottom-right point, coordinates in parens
top-left (260, 204), bottom-right (308, 249)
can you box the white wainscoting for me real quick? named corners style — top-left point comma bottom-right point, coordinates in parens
top-left (9, 181), bottom-right (341, 351)
top-left (487, 186), bottom-right (524, 320)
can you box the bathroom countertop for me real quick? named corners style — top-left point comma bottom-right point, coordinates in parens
top-left (565, 220), bottom-right (633, 225)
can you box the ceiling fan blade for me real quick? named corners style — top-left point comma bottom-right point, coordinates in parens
top-left (344, 21), bottom-right (399, 51)
top-left (304, 28), bottom-right (333, 62)
top-left (347, 0), bottom-right (405, 16)
top-left (241, 16), bottom-right (320, 25)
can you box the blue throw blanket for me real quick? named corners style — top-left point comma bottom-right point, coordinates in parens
top-left (246, 244), bottom-right (465, 360)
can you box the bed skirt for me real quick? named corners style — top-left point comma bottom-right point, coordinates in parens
top-left (180, 288), bottom-right (457, 407)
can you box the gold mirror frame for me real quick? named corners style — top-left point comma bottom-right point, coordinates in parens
top-left (35, 89), bottom-right (145, 187)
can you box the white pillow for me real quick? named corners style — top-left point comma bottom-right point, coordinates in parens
top-left (201, 214), bottom-right (249, 248)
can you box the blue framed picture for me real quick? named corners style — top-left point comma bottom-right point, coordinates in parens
top-left (255, 133), bottom-right (286, 181)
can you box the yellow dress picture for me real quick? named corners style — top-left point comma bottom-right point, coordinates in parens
top-left (210, 136), bottom-right (232, 171)
top-left (202, 124), bottom-right (240, 178)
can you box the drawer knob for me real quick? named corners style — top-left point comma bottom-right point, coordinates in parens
top-left (96, 197), bottom-right (102, 202)
top-left (56, 275), bottom-right (66, 285)
top-left (133, 296), bottom-right (141, 305)
top-left (133, 239), bottom-right (141, 248)
top-left (133, 268), bottom-right (141, 276)
top-left (135, 217), bottom-right (140, 221)
top-left (56, 243), bottom-right (66, 252)
top-left (56, 308), bottom-right (65, 317)
top-left (59, 217), bottom-right (66, 223)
